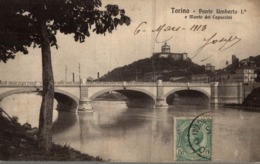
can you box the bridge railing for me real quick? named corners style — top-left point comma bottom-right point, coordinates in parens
top-left (0, 81), bottom-right (42, 87)
top-left (0, 81), bottom-right (81, 87)
top-left (0, 81), bottom-right (39, 85)
top-left (80, 82), bottom-right (212, 87)
top-left (83, 82), bottom-right (157, 87)
top-left (161, 82), bottom-right (211, 87)
top-left (0, 81), bottom-right (230, 87)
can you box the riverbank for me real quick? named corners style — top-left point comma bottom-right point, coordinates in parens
top-left (224, 104), bottom-right (260, 112)
top-left (0, 113), bottom-right (103, 161)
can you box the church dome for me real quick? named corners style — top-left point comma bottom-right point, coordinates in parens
top-left (161, 42), bottom-right (170, 53)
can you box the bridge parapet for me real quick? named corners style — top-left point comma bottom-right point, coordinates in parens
top-left (0, 81), bottom-right (212, 88)
top-left (82, 82), bottom-right (211, 87)
top-left (82, 82), bottom-right (157, 87)
top-left (218, 82), bottom-right (243, 86)
top-left (0, 82), bottom-right (41, 88)
top-left (55, 83), bottom-right (80, 87)
top-left (0, 81), bottom-right (82, 87)
top-left (56, 81), bottom-right (80, 85)
top-left (161, 82), bottom-right (211, 87)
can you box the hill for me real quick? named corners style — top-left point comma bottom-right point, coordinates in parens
top-left (221, 55), bottom-right (260, 82)
top-left (247, 55), bottom-right (260, 82)
top-left (99, 56), bottom-right (206, 82)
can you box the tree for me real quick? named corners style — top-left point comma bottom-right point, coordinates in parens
top-left (226, 60), bottom-right (229, 66)
top-left (0, 0), bottom-right (130, 150)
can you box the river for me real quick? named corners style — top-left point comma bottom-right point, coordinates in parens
top-left (0, 93), bottom-right (259, 162)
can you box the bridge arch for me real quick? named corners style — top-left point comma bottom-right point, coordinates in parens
top-left (89, 87), bottom-right (157, 101)
top-left (164, 87), bottom-right (211, 99)
top-left (164, 87), bottom-right (210, 105)
top-left (54, 89), bottom-right (79, 111)
top-left (0, 88), bottom-right (39, 101)
top-left (0, 88), bottom-right (79, 111)
top-left (89, 87), bottom-right (156, 108)
top-left (243, 87), bottom-right (260, 106)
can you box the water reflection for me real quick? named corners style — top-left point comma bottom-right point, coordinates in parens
top-left (0, 93), bottom-right (58, 127)
top-left (1, 94), bottom-right (259, 162)
top-left (53, 111), bottom-right (78, 134)
top-left (52, 102), bottom-right (213, 162)
top-left (53, 102), bottom-right (260, 162)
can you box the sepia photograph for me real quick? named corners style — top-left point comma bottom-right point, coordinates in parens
top-left (0, 0), bottom-right (259, 162)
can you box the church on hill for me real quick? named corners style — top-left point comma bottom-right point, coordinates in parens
top-left (153, 42), bottom-right (188, 60)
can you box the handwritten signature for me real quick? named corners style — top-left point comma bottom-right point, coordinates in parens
top-left (193, 33), bottom-right (242, 60)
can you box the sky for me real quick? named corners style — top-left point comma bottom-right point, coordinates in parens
top-left (0, 0), bottom-right (260, 82)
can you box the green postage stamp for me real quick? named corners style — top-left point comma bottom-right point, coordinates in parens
top-left (174, 117), bottom-right (212, 161)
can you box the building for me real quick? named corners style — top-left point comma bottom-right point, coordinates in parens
top-left (210, 71), bottom-right (233, 83)
top-left (209, 67), bottom-right (257, 84)
top-left (142, 72), bottom-right (162, 82)
top-left (191, 74), bottom-right (209, 83)
top-left (190, 66), bottom-right (257, 84)
top-left (240, 59), bottom-right (256, 67)
top-left (205, 63), bottom-right (215, 72)
top-left (153, 42), bottom-right (188, 60)
top-left (169, 76), bottom-right (190, 82)
top-left (235, 67), bottom-right (257, 84)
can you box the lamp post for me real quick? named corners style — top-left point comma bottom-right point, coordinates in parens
top-left (78, 63), bottom-right (81, 83)
top-left (65, 65), bottom-right (67, 82)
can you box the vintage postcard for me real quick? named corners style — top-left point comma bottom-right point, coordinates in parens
top-left (0, 0), bottom-right (259, 162)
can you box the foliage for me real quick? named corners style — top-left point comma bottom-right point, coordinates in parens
top-left (0, 0), bottom-right (130, 149)
top-left (100, 57), bottom-right (205, 82)
top-left (0, 0), bottom-right (131, 62)
top-left (11, 116), bottom-right (19, 124)
top-left (0, 114), bottom-right (103, 161)
top-left (248, 55), bottom-right (260, 82)
top-left (248, 55), bottom-right (260, 67)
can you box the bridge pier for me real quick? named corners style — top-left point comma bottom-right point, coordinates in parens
top-left (210, 82), bottom-right (244, 104)
top-left (155, 96), bottom-right (168, 108)
top-left (156, 80), bottom-right (168, 108)
top-left (78, 80), bottom-right (93, 112)
top-left (210, 82), bottom-right (219, 104)
top-left (78, 98), bottom-right (93, 112)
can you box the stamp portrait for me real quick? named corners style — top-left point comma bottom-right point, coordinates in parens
top-left (174, 117), bottom-right (212, 161)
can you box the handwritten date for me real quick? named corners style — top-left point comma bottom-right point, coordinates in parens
top-left (134, 21), bottom-right (207, 43)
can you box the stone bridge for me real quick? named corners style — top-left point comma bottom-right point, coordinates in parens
top-left (0, 80), bottom-right (244, 112)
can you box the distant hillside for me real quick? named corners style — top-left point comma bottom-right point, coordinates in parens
top-left (222, 55), bottom-right (260, 82)
top-left (248, 55), bottom-right (260, 65)
top-left (240, 55), bottom-right (260, 82)
top-left (99, 56), bottom-right (206, 82)
top-left (241, 55), bottom-right (260, 82)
